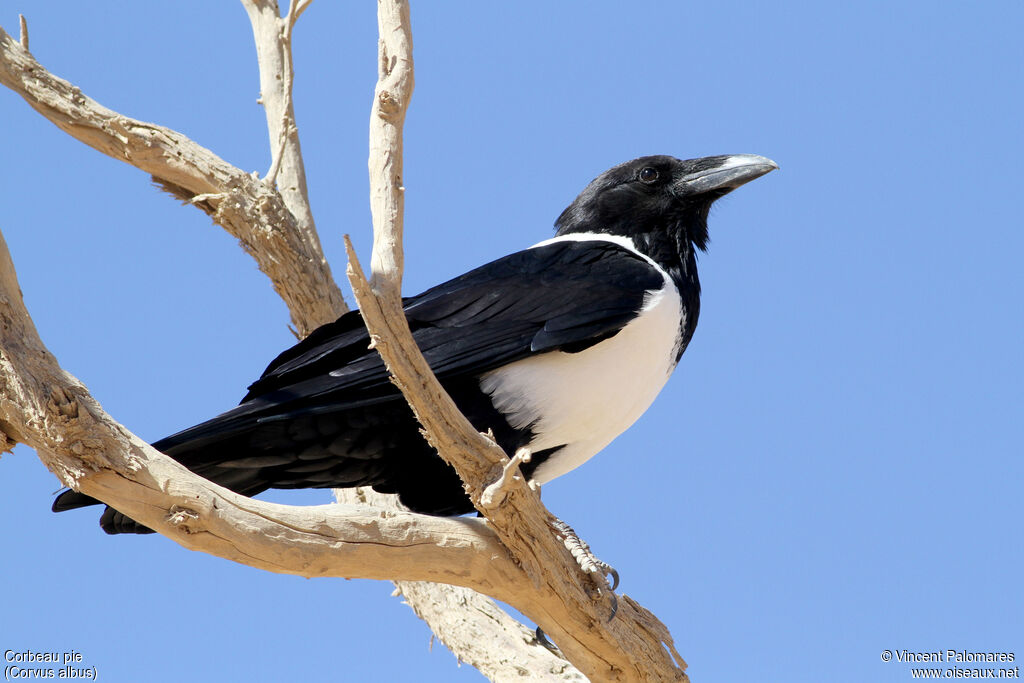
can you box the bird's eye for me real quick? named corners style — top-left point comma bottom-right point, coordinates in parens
top-left (639, 167), bottom-right (659, 184)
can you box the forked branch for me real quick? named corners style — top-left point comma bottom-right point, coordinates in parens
top-left (0, 8), bottom-right (584, 680)
top-left (348, 2), bottom-right (687, 679)
top-left (0, 24), bottom-right (344, 336)
top-left (0, 5), bottom-right (688, 681)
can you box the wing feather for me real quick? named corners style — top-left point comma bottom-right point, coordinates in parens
top-left (155, 239), bottom-right (665, 452)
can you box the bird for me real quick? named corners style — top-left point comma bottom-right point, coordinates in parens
top-left (53, 153), bottom-right (777, 534)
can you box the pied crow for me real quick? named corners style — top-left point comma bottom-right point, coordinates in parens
top-left (53, 154), bottom-right (777, 534)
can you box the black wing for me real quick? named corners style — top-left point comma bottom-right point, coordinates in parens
top-left (152, 238), bottom-right (664, 449)
top-left (256, 239), bottom-right (662, 397)
top-left (52, 239), bottom-right (666, 527)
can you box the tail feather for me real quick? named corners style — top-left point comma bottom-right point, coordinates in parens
top-left (51, 379), bottom-right (497, 533)
top-left (52, 490), bottom-right (155, 534)
top-left (51, 489), bottom-right (101, 512)
top-left (100, 507), bottom-right (155, 534)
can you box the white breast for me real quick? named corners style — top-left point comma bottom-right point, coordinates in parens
top-left (478, 235), bottom-right (683, 484)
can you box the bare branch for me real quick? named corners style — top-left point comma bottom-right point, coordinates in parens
top-left (241, 0), bottom-right (575, 666)
top-left (240, 0), bottom-right (319, 246)
top-left (1, 8), bottom-right (689, 680)
top-left (1, 14), bottom-right (571, 679)
top-left (0, 232), bottom-right (490, 581)
top-left (396, 580), bottom-right (588, 682)
top-left (349, 2), bottom-right (688, 679)
top-left (0, 226), bottom-right (658, 681)
top-left (345, 237), bottom-right (687, 681)
top-left (285, 1), bottom-right (302, 37)
top-left (340, 487), bottom-right (589, 682)
top-left (367, 0), bottom-right (415, 298)
top-left (18, 14), bottom-right (27, 50)
top-left (294, 0), bottom-right (315, 22)
top-left (266, 0), bottom-right (301, 188)
top-left (0, 26), bottom-right (346, 335)
top-left (249, 0), bottom-right (552, 668)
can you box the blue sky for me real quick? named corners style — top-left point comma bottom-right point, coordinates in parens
top-left (2, 2), bottom-right (1021, 681)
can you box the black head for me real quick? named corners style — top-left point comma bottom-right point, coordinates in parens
top-left (555, 154), bottom-right (777, 252)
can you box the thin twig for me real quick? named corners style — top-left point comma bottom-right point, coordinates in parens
top-left (295, 0), bottom-right (315, 21)
top-left (265, 0), bottom-right (300, 187)
top-left (240, 0), bottom-right (320, 248)
top-left (18, 14), bottom-right (27, 50)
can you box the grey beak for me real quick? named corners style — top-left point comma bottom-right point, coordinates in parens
top-left (678, 154), bottom-right (779, 195)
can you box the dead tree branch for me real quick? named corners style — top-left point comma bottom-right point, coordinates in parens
top-left (346, 487), bottom-right (590, 682)
top-left (0, 5), bottom-right (689, 680)
top-left (17, 14), bottom-right (27, 50)
top-left (241, 0), bottom-right (318, 234)
top-left (239, 2), bottom-right (569, 671)
top-left (0, 231), bottom-right (491, 580)
top-left (348, 1), bottom-right (688, 679)
top-left (1, 10), bottom-right (578, 679)
top-left (0, 25), bottom-right (344, 337)
top-left (0, 9), bottom-right (587, 680)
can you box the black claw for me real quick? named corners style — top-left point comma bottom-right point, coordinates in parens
top-left (607, 567), bottom-right (620, 592)
top-left (535, 626), bottom-right (559, 654)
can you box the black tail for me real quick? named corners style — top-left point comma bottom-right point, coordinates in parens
top-left (50, 375), bottom-right (509, 533)
top-left (48, 399), bottom-right (470, 534)
top-left (50, 404), bottom-right (278, 535)
top-left (51, 489), bottom-right (156, 534)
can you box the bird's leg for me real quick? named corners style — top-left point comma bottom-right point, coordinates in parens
top-left (480, 445), bottom-right (619, 650)
top-left (532, 517), bottom-right (619, 652)
top-left (550, 517), bottom-right (619, 620)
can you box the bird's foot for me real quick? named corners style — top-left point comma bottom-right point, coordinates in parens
top-left (532, 518), bottom-right (619, 652)
top-left (550, 517), bottom-right (619, 621)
